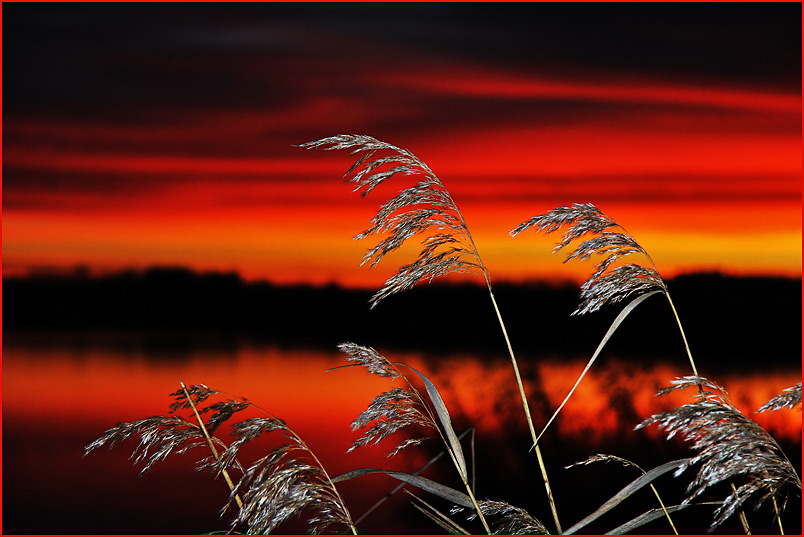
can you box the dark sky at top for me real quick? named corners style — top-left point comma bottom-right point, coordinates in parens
top-left (4, 3), bottom-right (799, 122)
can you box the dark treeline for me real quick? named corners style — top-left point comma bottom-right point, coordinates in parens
top-left (3, 267), bottom-right (801, 369)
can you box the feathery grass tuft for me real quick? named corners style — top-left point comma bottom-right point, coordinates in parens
top-left (336, 342), bottom-right (491, 532)
top-left (299, 135), bottom-right (484, 308)
top-left (337, 341), bottom-right (403, 380)
top-left (84, 416), bottom-right (209, 476)
top-left (87, 384), bottom-right (357, 535)
top-left (637, 376), bottom-right (801, 530)
top-left (86, 137), bottom-right (800, 535)
top-left (349, 386), bottom-right (435, 454)
top-left (454, 500), bottom-right (550, 535)
top-left (757, 382), bottom-right (802, 413)
top-left (511, 202), bottom-right (665, 316)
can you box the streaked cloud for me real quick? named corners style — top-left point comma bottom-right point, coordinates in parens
top-left (3, 3), bottom-right (800, 283)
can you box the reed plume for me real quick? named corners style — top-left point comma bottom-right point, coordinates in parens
top-left (84, 415), bottom-right (211, 476)
top-left (299, 135), bottom-right (483, 308)
top-left (86, 383), bottom-right (356, 534)
top-left (511, 202), bottom-right (703, 450)
top-left (637, 376), bottom-right (801, 530)
top-left (336, 342), bottom-right (491, 533)
top-left (510, 202), bottom-right (666, 316)
top-left (455, 500), bottom-right (550, 535)
top-left (757, 382), bottom-right (802, 413)
top-left (510, 202), bottom-right (697, 372)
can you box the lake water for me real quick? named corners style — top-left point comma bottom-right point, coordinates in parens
top-left (3, 330), bottom-right (800, 534)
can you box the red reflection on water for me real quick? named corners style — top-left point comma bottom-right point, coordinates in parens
top-left (3, 341), bottom-right (800, 534)
top-left (5, 345), bottom-right (799, 445)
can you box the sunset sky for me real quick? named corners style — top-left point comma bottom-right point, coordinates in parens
top-left (3, 3), bottom-right (801, 288)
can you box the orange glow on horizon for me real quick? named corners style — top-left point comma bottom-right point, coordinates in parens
top-left (3, 194), bottom-right (800, 286)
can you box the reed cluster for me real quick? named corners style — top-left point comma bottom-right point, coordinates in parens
top-left (86, 135), bottom-right (800, 534)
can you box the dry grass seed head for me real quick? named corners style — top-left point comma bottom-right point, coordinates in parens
top-left (511, 202), bottom-right (666, 315)
top-left (455, 500), bottom-right (550, 534)
top-left (637, 376), bottom-right (801, 529)
top-left (220, 416), bottom-right (353, 534)
top-left (349, 386), bottom-right (435, 454)
top-left (566, 453), bottom-right (645, 473)
top-left (168, 383), bottom-right (219, 413)
top-left (339, 342), bottom-right (438, 455)
top-left (338, 342), bottom-right (402, 379)
top-left (84, 416), bottom-right (208, 476)
top-left (757, 382), bottom-right (802, 413)
top-left (301, 135), bottom-right (483, 307)
top-left (232, 458), bottom-right (351, 535)
top-left (201, 400), bottom-right (251, 434)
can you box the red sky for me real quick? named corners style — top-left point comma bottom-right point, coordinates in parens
top-left (3, 4), bottom-right (801, 287)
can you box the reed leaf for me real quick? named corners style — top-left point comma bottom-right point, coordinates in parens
top-left (605, 504), bottom-right (693, 535)
top-left (396, 362), bottom-right (469, 481)
top-left (563, 458), bottom-right (690, 534)
top-left (532, 291), bottom-right (660, 447)
top-left (331, 468), bottom-right (474, 508)
top-left (566, 452), bottom-right (678, 534)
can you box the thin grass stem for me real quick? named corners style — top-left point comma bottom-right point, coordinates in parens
top-left (664, 292), bottom-right (699, 377)
top-left (731, 483), bottom-right (752, 534)
top-left (488, 290), bottom-right (562, 533)
top-left (470, 428), bottom-right (476, 495)
top-left (616, 223), bottom-right (700, 379)
top-left (648, 483), bottom-right (678, 535)
top-left (431, 161), bottom-right (562, 534)
top-left (179, 381), bottom-right (243, 511)
top-left (773, 495), bottom-right (784, 535)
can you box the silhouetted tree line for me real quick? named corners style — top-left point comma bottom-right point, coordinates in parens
top-left (3, 266), bottom-right (800, 369)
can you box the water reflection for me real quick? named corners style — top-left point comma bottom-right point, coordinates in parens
top-left (3, 331), bottom-right (801, 534)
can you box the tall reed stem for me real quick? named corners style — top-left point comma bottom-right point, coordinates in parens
top-left (179, 381), bottom-right (243, 511)
top-left (772, 495), bottom-right (784, 535)
top-left (648, 483), bottom-right (678, 534)
top-left (636, 238), bottom-right (700, 378)
top-left (464, 227), bottom-right (562, 533)
top-left (488, 288), bottom-right (562, 533)
top-left (732, 483), bottom-right (751, 534)
top-left (664, 293), bottom-right (699, 377)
